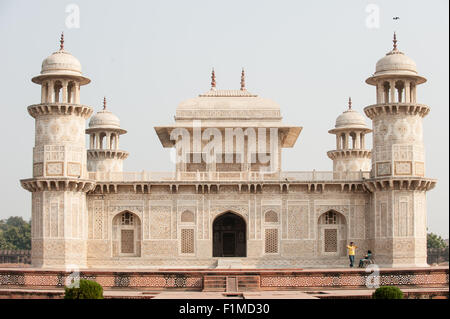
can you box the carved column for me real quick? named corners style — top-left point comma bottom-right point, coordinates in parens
top-left (390, 80), bottom-right (396, 103)
top-left (355, 132), bottom-right (361, 149)
top-left (62, 80), bottom-right (68, 103)
top-left (405, 80), bottom-right (411, 103)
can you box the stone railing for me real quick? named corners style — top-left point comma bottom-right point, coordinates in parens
top-left (0, 250), bottom-right (31, 264)
top-left (427, 247), bottom-right (449, 265)
top-left (89, 170), bottom-right (370, 182)
top-left (0, 267), bottom-right (448, 292)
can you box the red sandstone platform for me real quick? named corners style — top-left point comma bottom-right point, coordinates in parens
top-left (0, 266), bottom-right (447, 294)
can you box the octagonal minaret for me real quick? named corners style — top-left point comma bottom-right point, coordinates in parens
top-left (20, 34), bottom-right (95, 268)
top-left (364, 33), bottom-right (436, 267)
top-left (327, 97), bottom-right (372, 172)
top-left (86, 97), bottom-right (128, 173)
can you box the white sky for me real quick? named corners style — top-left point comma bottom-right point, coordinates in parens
top-left (0, 0), bottom-right (448, 237)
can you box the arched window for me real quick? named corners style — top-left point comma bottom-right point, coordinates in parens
top-left (264, 210), bottom-right (278, 223)
top-left (112, 211), bottom-right (141, 257)
top-left (181, 210), bottom-right (195, 223)
top-left (121, 211), bottom-right (134, 225)
top-left (318, 210), bottom-right (347, 256)
top-left (325, 211), bottom-right (337, 224)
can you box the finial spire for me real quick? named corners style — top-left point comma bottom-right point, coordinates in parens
top-left (60, 32), bottom-right (64, 50)
top-left (393, 31), bottom-right (397, 50)
top-left (103, 97), bottom-right (107, 110)
top-left (348, 97), bottom-right (352, 109)
top-left (211, 68), bottom-right (216, 89)
top-left (240, 68), bottom-right (246, 91)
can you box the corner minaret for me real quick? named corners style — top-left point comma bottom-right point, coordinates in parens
top-left (364, 33), bottom-right (436, 267)
top-left (327, 97), bottom-right (372, 172)
top-left (86, 97), bottom-right (128, 172)
top-left (20, 34), bottom-right (95, 268)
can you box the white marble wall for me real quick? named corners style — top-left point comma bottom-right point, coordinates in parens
top-left (84, 188), bottom-right (371, 268)
top-left (372, 113), bottom-right (425, 178)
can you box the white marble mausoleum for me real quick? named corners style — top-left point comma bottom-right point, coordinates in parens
top-left (21, 33), bottom-right (436, 269)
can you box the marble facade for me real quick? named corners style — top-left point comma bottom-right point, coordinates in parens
top-left (20, 34), bottom-right (436, 269)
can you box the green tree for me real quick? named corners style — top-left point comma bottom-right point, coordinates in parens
top-left (427, 232), bottom-right (447, 249)
top-left (64, 279), bottom-right (104, 299)
top-left (372, 286), bottom-right (404, 299)
top-left (0, 217), bottom-right (31, 250)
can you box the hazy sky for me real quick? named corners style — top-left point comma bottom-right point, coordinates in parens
top-left (0, 0), bottom-right (448, 237)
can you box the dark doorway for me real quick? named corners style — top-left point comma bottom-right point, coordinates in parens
top-left (213, 212), bottom-right (246, 257)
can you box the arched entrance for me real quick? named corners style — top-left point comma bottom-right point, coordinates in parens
top-left (213, 212), bottom-right (246, 257)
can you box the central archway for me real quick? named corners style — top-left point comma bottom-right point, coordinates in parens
top-left (212, 212), bottom-right (246, 257)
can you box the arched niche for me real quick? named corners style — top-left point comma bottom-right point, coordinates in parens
top-left (317, 210), bottom-right (347, 257)
top-left (112, 211), bottom-right (142, 257)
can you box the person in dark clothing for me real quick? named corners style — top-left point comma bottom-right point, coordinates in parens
top-left (359, 250), bottom-right (372, 268)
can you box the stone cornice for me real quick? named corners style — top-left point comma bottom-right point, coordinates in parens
top-left (22, 175), bottom-right (436, 194)
top-left (89, 180), bottom-right (368, 195)
top-left (364, 103), bottom-right (430, 119)
top-left (328, 127), bottom-right (372, 134)
top-left (27, 103), bottom-right (93, 119)
top-left (362, 177), bottom-right (437, 192)
top-left (87, 149), bottom-right (129, 160)
top-left (327, 150), bottom-right (371, 160)
top-left (20, 178), bottom-right (96, 192)
top-left (87, 175), bottom-right (437, 195)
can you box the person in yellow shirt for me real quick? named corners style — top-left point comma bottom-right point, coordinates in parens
top-left (346, 242), bottom-right (358, 267)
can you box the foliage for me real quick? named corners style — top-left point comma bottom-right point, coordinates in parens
top-left (427, 232), bottom-right (448, 249)
top-left (372, 286), bottom-right (404, 299)
top-left (0, 217), bottom-right (31, 250)
top-left (64, 279), bottom-right (104, 299)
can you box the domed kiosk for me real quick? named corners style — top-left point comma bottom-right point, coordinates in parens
top-left (327, 98), bottom-right (372, 173)
top-left (86, 97), bottom-right (128, 173)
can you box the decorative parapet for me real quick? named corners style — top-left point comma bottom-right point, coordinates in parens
top-left (0, 250), bottom-right (31, 264)
top-left (87, 171), bottom-right (372, 194)
top-left (88, 170), bottom-right (371, 182)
